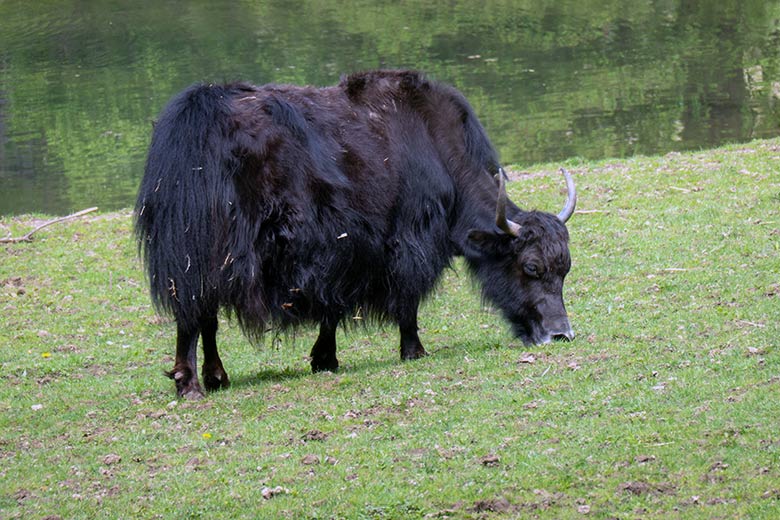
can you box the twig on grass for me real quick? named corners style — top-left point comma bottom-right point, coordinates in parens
top-left (0, 207), bottom-right (98, 244)
top-left (736, 320), bottom-right (766, 329)
top-left (575, 209), bottom-right (610, 214)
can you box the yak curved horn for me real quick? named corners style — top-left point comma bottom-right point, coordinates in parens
top-left (557, 168), bottom-right (577, 223)
top-left (495, 169), bottom-right (521, 237)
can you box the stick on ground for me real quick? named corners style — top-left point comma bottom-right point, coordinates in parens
top-left (0, 207), bottom-right (99, 244)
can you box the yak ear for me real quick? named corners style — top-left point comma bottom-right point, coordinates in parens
top-left (467, 229), bottom-right (513, 257)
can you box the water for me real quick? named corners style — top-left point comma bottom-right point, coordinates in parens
top-left (1, 0), bottom-right (779, 215)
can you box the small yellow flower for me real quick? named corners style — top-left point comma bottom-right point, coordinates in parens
top-left (202, 432), bottom-right (212, 440)
top-left (41, 352), bottom-right (51, 358)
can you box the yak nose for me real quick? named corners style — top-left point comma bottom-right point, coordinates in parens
top-left (552, 329), bottom-right (575, 342)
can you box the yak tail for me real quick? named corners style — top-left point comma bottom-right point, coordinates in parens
top-left (134, 84), bottom-right (239, 332)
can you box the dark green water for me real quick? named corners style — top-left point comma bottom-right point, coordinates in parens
top-left (1, 0), bottom-right (779, 215)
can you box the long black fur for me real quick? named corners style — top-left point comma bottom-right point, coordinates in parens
top-left (135, 70), bottom-right (574, 397)
top-left (136, 71), bottom-right (508, 335)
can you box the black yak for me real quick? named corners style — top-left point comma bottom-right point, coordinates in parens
top-left (135, 70), bottom-right (576, 399)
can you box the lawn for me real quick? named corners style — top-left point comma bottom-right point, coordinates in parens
top-left (1, 138), bottom-right (779, 519)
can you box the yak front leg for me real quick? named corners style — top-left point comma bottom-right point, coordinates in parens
top-left (398, 301), bottom-right (428, 361)
top-left (310, 319), bottom-right (339, 373)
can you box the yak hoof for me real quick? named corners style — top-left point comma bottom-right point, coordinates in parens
top-left (311, 357), bottom-right (339, 374)
top-left (182, 388), bottom-right (206, 400)
top-left (167, 368), bottom-right (205, 399)
top-left (203, 368), bottom-right (230, 392)
top-left (176, 380), bottom-right (205, 400)
top-left (401, 345), bottom-right (428, 361)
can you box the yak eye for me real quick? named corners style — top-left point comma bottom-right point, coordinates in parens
top-left (523, 263), bottom-right (541, 278)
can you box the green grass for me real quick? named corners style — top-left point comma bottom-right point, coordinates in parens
top-left (1, 139), bottom-right (779, 519)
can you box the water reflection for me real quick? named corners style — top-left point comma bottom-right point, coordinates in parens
top-left (0, 0), bottom-right (778, 215)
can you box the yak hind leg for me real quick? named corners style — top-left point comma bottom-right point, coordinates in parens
top-left (167, 321), bottom-right (206, 400)
top-left (399, 303), bottom-right (428, 361)
top-left (310, 320), bottom-right (339, 373)
top-left (200, 315), bottom-right (230, 392)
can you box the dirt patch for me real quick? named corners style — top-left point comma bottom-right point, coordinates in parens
top-left (2, 275), bottom-right (51, 297)
top-left (701, 460), bottom-right (730, 484)
top-left (619, 481), bottom-right (677, 496)
top-left (301, 454), bottom-right (320, 465)
top-left (14, 488), bottom-right (36, 504)
top-left (2, 276), bottom-right (26, 292)
top-left (301, 429), bottom-right (328, 442)
top-left (479, 454), bottom-right (500, 467)
top-left (468, 497), bottom-right (513, 513)
top-left (523, 489), bottom-right (569, 511)
top-left (261, 485), bottom-right (290, 500)
top-left (102, 453), bottom-right (122, 466)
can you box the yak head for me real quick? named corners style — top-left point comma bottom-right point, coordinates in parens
top-left (468, 169), bottom-right (576, 346)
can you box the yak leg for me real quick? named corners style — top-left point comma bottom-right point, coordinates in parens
top-left (310, 319), bottom-right (339, 373)
top-left (200, 315), bottom-right (230, 392)
top-left (399, 302), bottom-right (428, 361)
top-left (168, 322), bottom-right (205, 400)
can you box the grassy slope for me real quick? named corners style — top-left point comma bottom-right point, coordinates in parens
top-left (1, 139), bottom-right (778, 519)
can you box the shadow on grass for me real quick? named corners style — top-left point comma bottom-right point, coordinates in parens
top-left (226, 340), bottom-right (468, 390)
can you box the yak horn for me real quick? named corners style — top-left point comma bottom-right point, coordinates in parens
top-left (495, 169), bottom-right (521, 237)
top-left (557, 168), bottom-right (577, 223)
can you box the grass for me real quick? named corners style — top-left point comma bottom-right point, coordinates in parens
top-left (1, 138), bottom-right (779, 519)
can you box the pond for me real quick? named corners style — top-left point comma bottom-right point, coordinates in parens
top-left (1, 0), bottom-right (779, 215)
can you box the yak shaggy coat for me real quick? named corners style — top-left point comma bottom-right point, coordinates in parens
top-left (135, 70), bottom-right (575, 398)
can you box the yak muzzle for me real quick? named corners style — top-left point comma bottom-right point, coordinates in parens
top-left (551, 329), bottom-right (575, 342)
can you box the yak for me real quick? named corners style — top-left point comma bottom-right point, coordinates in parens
top-left (135, 70), bottom-right (577, 399)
